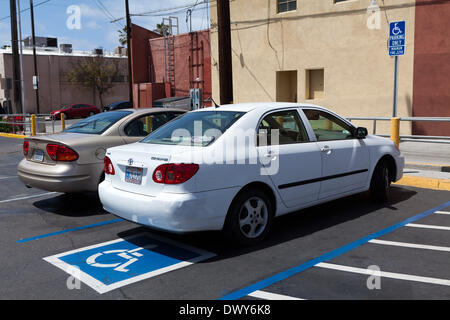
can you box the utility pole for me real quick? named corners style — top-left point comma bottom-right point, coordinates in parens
top-left (125, 0), bottom-right (133, 107)
top-left (30, 0), bottom-right (40, 114)
top-left (216, 0), bottom-right (233, 105)
top-left (17, 0), bottom-right (26, 116)
top-left (9, 0), bottom-right (22, 114)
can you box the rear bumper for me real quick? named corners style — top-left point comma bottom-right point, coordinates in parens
top-left (98, 180), bottom-right (240, 233)
top-left (17, 158), bottom-right (102, 193)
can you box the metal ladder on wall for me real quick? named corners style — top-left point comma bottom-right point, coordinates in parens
top-left (163, 17), bottom-right (179, 95)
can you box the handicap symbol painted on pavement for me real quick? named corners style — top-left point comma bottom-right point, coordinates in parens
top-left (43, 233), bottom-right (216, 294)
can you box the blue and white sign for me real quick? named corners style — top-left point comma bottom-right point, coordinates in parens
top-left (44, 233), bottom-right (216, 294)
top-left (389, 21), bottom-right (406, 56)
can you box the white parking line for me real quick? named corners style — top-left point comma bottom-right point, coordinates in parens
top-left (406, 223), bottom-right (450, 231)
top-left (369, 239), bottom-right (450, 252)
top-left (248, 290), bottom-right (305, 300)
top-left (316, 263), bottom-right (450, 286)
top-left (0, 192), bottom-right (57, 204)
top-left (0, 176), bottom-right (18, 181)
top-left (435, 211), bottom-right (450, 215)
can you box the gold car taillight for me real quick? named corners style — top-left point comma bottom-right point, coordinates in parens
top-left (46, 144), bottom-right (79, 162)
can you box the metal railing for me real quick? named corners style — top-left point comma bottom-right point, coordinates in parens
top-left (347, 116), bottom-right (450, 144)
top-left (0, 113), bottom-right (63, 136)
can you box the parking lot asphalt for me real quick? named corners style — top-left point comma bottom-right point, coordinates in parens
top-left (0, 136), bottom-right (449, 300)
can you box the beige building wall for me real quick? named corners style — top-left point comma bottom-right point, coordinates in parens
top-left (210, 0), bottom-right (416, 135)
top-left (0, 52), bottom-right (129, 114)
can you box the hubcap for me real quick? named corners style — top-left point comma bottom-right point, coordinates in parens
top-left (238, 197), bottom-right (268, 239)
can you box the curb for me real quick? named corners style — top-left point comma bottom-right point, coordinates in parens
top-left (394, 175), bottom-right (450, 191)
top-left (0, 133), bottom-right (27, 139)
top-left (405, 162), bottom-right (450, 173)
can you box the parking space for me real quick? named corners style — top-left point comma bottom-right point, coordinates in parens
top-left (0, 136), bottom-right (449, 300)
top-left (238, 205), bottom-right (450, 300)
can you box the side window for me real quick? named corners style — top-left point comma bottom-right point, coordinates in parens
top-left (303, 109), bottom-right (354, 141)
top-left (258, 110), bottom-right (309, 146)
top-left (124, 113), bottom-right (170, 137)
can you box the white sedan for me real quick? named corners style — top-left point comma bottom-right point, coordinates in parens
top-left (99, 103), bottom-right (404, 245)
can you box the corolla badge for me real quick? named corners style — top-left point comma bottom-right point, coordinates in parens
top-left (128, 158), bottom-right (134, 166)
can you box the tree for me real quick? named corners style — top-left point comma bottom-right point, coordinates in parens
top-left (65, 55), bottom-right (120, 108)
top-left (118, 26), bottom-right (127, 46)
top-left (153, 23), bottom-right (170, 36)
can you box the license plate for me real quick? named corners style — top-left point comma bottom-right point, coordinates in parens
top-left (33, 149), bottom-right (44, 162)
top-left (125, 166), bottom-right (143, 185)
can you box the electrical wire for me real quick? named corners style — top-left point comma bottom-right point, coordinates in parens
top-left (0, 0), bottom-right (52, 22)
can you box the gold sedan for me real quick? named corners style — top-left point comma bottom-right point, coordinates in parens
top-left (17, 108), bottom-right (186, 193)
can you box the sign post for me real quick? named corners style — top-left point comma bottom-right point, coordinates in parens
top-left (389, 21), bottom-right (406, 117)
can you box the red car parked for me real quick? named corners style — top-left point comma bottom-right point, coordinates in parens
top-left (51, 104), bottom-right (100, 120)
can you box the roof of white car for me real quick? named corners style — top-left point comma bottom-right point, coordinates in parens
top-left (196, 102), bottom-right (326, 113)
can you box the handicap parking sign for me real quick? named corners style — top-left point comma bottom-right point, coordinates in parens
top-left (44, 233), bottom-right (215, 294)
top-left (389, 21), bottom-right (406, 56)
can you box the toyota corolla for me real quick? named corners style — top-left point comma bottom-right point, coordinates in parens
top-left (99, 103), bottom-right (404, 245)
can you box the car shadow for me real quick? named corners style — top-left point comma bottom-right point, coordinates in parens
top-left (33, 192), bottom-right (106, 217)
top-left (117, 186), bottom-right (417, 261)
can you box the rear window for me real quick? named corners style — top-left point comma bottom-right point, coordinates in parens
top-left (141, 111), bottom-right (245, 146)
top-left (64, 111), bottom-right (132, 134)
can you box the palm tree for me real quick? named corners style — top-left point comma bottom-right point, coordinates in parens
top-left (153, 23), bottom-right (170, 36)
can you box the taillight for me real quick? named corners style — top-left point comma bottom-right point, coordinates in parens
top-left (104, 156), bottom-right (115, 175)
top-left (23, 141), bottom-right (29, 156)
top-left (153, 163), bottom-right (199, 184)
top-left (46, 144), bottom-right (79, 162)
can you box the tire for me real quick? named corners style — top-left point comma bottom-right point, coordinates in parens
top-left (223, 188), bottom-right (274, 246)
top-left (89, 111), bottom-right (95, 117)
top-left (370, 159), bottom-right (391, 203)
top-left (62, 112), bottom-right (68, 120)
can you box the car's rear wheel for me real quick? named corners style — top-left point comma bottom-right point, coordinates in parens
top-left (370, 159), bottom-right (391, 203)
top-left (62, 112), bottom-right (68, 120)
top-left (224, 188), bottom-right (273, 246)
top-left (89, 111), bottom-right (95, 117)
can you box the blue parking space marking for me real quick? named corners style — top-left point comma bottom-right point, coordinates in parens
top-left (44, 233), bottom-right (216, 294)
top-left (219, 200), bottom-right (450, 300)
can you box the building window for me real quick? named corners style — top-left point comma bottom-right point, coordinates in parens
top-left (278, 0), bottom-right (296, 13)
top-left (306, 69), bottom-right (324, 100)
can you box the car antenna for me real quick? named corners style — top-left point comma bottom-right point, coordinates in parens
top-left (211, 97), bottom-right (220, 108)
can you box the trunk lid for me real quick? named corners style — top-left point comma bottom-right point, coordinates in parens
top-left (107, 142), bottom-right (196, 196)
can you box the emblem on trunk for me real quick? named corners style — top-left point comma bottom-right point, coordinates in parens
top-left (128, 158), bottom-right (134, 166)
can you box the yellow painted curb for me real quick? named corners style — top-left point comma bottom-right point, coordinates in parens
top-left (0, 133), bottom-right (27, 139)
top-left (394, 175), bottom-right (450, 191)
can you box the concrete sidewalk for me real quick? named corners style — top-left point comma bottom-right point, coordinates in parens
top-left (395, 140), bottom-right (450, 191)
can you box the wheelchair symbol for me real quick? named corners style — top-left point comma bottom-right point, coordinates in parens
top-left (392, 23), bottom-right (402, 35)
top-left (86, 245), bottom-right (156, 273)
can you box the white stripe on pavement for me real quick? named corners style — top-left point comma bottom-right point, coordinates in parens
top-left (369, 239), bottom-right (450, 252)
top-left (406, 223), bottom-right (450, 231)
top-left (248, 290), bottom-right (305, 300)
top-left (316, 263), bottom-right (450, 286)
top-left (435, 211), bottom-right (450, 215)
top-left (0, 192), bottom-right (57, 204)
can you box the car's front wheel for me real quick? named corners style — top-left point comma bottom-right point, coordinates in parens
top-left (370, 159), bottom-right (391, 203)
top-left (224, 188), bottom-right (273, 246)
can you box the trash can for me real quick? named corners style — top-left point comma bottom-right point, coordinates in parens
top-left (37, 116), bottom-right (46, 134)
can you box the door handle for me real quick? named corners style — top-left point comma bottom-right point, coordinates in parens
top-left (320, 145), bottom-right (332, 154)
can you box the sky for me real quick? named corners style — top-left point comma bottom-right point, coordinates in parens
top-left (0, 0), bottom-right (211, 52)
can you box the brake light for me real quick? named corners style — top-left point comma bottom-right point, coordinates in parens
top-left (23, 141), bottom-right (29, 156)
top-left (153, 163), bottom-right (199, 184)
top-left (46, 144), bottom-right (79, 162)
top-left (104, 156), bottom-right (115, 175)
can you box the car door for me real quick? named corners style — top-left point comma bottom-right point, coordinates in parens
top-left (302, 108), bottom-right (370, 200)
top-left (257, 109), bottom-right (322, 208)
top-left (71, 105), bottom-right (81, 118)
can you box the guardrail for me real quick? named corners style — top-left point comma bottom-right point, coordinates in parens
top-left (347, 116), bottom-right (450, 146)
top-left (0, 113), bottom-right (66, 136)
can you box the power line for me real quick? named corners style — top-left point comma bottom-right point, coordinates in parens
top-left (94, 0), bottom-right (124, 29)
top-left (0, 0), bottom-right (52, 22)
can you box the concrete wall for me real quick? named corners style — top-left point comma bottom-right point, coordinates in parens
top-left (210, 0), bottom-right (417, 135)
top-left (0, 52), bottom-right (129, 114)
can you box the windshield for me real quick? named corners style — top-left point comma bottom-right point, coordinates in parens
top-left (141, 111), bottom-right (245, 146)
top-left (64, 111), bottom-right (132, 134)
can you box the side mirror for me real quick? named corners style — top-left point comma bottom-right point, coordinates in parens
top-left (355, 127), bottom-right (368, 139)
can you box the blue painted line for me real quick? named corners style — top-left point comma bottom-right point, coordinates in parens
top-left (219, 201), bottom-right (450, 300)
top-left (17, 218), bottom-right (123, 243)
